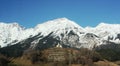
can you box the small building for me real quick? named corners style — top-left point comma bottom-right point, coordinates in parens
top-left (56, 43), bottom-right (62, 48)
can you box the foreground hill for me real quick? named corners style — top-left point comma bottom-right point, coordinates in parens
top-left (0, 47), bottom-right (119, 66)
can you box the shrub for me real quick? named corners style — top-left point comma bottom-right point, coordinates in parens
top-left (0, 54), bottom-right (10, 66)
top-left (23, 50), bottom-right (46, 64)
top-left (97, 49), bottom-right (120, 61)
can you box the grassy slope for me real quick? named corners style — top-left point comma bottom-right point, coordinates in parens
top-left (11, 58), bottom-right (119, 66)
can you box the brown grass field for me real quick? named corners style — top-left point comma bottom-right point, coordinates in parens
top-left (10, 58), bottom-right (119, 66)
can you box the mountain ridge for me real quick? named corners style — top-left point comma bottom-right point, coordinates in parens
top-left (0, 18), bottom-right (120, 49)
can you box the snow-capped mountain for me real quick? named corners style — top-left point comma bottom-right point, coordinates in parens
top-left (0, 22), bottom-right (24, 47)
top-left (85, 23), bottom-right (120, 44)
top-left (0, 18), bottom-right (120, 50)
top-left (33, 18), bottom-right (84, 38)
top-left (0, 22), bottom-right (35, 47)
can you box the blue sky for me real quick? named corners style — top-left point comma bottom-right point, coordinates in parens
top-left (0, 0), bottom-right (120, 28)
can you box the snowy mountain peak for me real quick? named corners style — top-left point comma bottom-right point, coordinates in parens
top-left (0, 22), bottom-right (23, 30)
top-left (96, 22), bottom-right (120, 28)
top-left (0, 22), bottom-right (25, 47)
top-left (96, 22), bottom-right (120, 33)
top-left (34, 18), bottom-right (84, 36)
top-left (97, 22), bottom-right (109, 26)
top-left (36, 18), bottom-right (82, 29)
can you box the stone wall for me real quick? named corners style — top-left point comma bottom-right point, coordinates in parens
top-left (45, 48), bottom-right (67, 62)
